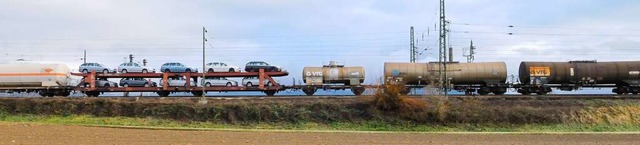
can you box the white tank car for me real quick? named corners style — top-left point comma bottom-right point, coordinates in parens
top-left (302, 61), bottom-right (365, 86)
top-left (0, 62), bottom-right (71, 87)
top-left (300, 61), bottom-right (366, 96)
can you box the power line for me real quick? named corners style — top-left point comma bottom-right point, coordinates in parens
top-left (449, 30), bottom-right (640, 37)
top-left (450, 22), bottom-right (640, 32)
top-left (210, 31), bottom-right (407, 39)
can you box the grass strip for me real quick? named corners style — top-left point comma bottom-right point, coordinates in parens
top-left (3, 114), bottom-right (640, 132)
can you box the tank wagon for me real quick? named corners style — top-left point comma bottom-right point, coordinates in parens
top-left (0, 62), bottom-right (72, 97)
top-left (301, 61), bottom-right (365, 95)
top-left (384, 62), bottom-right (508, 95)
top-left (517, 60), bottom-right (640, 95)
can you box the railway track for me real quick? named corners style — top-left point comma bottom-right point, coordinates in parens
top-left (1, 94), bottom-right (639, 100)
top-left (444, 94), bottom-right (640, 100)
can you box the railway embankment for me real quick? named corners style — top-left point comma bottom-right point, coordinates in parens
top-left (1, 90), bottom-right (640, 131)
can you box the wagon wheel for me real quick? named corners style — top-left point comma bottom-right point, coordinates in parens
top-left (157, 91), bottom-right (170, 97)
top-left (350, 87), bottom-right (365, 96)
top-left (264, 90), bottom-right (276, 96)
top-left (302, 87), bottom-right (317, 96)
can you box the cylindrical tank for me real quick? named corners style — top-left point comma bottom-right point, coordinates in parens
top-left (0, 62), bottom-right (70, 87)
top-left (384, 62), bottom-right (507, 85)
top-left (302, 61), bottom-right (365, 85)
top-left (519, 61), bottom-right (640, 85)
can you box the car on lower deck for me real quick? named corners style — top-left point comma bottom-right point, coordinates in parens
top-left (119, 78), bottom-right (157, 87)
top-left (81, 78), bottom-right (118, 87)
top-left (160, 76), bottom-right (197, 87)
top-left (241, 76), bottom-right (278, 87)
top-left (202, 77), bottom-right (238, 87)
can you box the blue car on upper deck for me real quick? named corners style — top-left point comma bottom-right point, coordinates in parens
top-left (160, 62), bottom-right (198, 73)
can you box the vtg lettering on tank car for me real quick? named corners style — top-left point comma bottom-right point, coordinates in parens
top-left (517, 60), bottom-right (640, 95)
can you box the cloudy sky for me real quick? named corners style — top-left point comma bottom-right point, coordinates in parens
top-left (1, 0), bottom-right (639, 85)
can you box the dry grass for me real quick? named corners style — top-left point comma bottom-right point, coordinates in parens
top-left (427, 96), bottom-right (450, 122)
top-left (0, 98), bottom-right (370, 124)
top-left (569, 105), bottom-right (640, 125)
top-left (371, 84), bottom-right (426, 112)
top-left (369, 84), bottom-right (429, 122)
top-left (371, 85), bottom-right (426, 112)
top-left (2, 96), bottom-right (640, 126)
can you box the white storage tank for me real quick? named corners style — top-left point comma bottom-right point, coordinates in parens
top-left (0, 61), bottom-right (71, 87)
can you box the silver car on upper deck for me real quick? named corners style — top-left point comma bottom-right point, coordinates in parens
top-left (117, 62), bottom-right (155, 73)
top-left (79, 63), bottom-right (116, 73)
top-left (160, 62), bottom-right (198, 73)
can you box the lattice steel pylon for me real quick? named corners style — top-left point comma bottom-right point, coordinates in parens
top-left (464, 40), bottom-right (475, 63)
top-left (438, 0), bottom-right (449, 96)
top-left (410, 26), bottom-right (415, 63)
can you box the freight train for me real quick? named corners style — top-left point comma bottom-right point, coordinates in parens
top-left (1, 60), bottom-right (639, 97)
top-left (384, 60), bottom-right (640, 95)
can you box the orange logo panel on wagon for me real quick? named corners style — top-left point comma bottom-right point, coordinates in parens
top-left (529, 67), bottom-right (550, 77)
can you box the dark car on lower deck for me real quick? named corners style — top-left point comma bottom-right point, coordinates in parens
top-left (119, 78), bottom-right (157, 87)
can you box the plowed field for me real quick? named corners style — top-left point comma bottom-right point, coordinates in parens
top-left (0, 122), bottom-right (638, 145)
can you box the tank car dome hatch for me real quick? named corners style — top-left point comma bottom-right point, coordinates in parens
top-left (322, 61), bottom-right (345, 67)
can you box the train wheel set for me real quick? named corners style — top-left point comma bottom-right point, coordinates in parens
top-left (294, 85), bottom-right (366, 96)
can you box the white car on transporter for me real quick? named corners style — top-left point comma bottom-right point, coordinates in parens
top-left (241, 76), bottom-right (278, 87)
top-left (205, 62), bottom-right (241, 72)
top-left (201, 77), bottom-right (238, 87)
top-left (117, 62), bottom-right (155, 73)
top-left (160, 76), bottom-right (197, 87)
